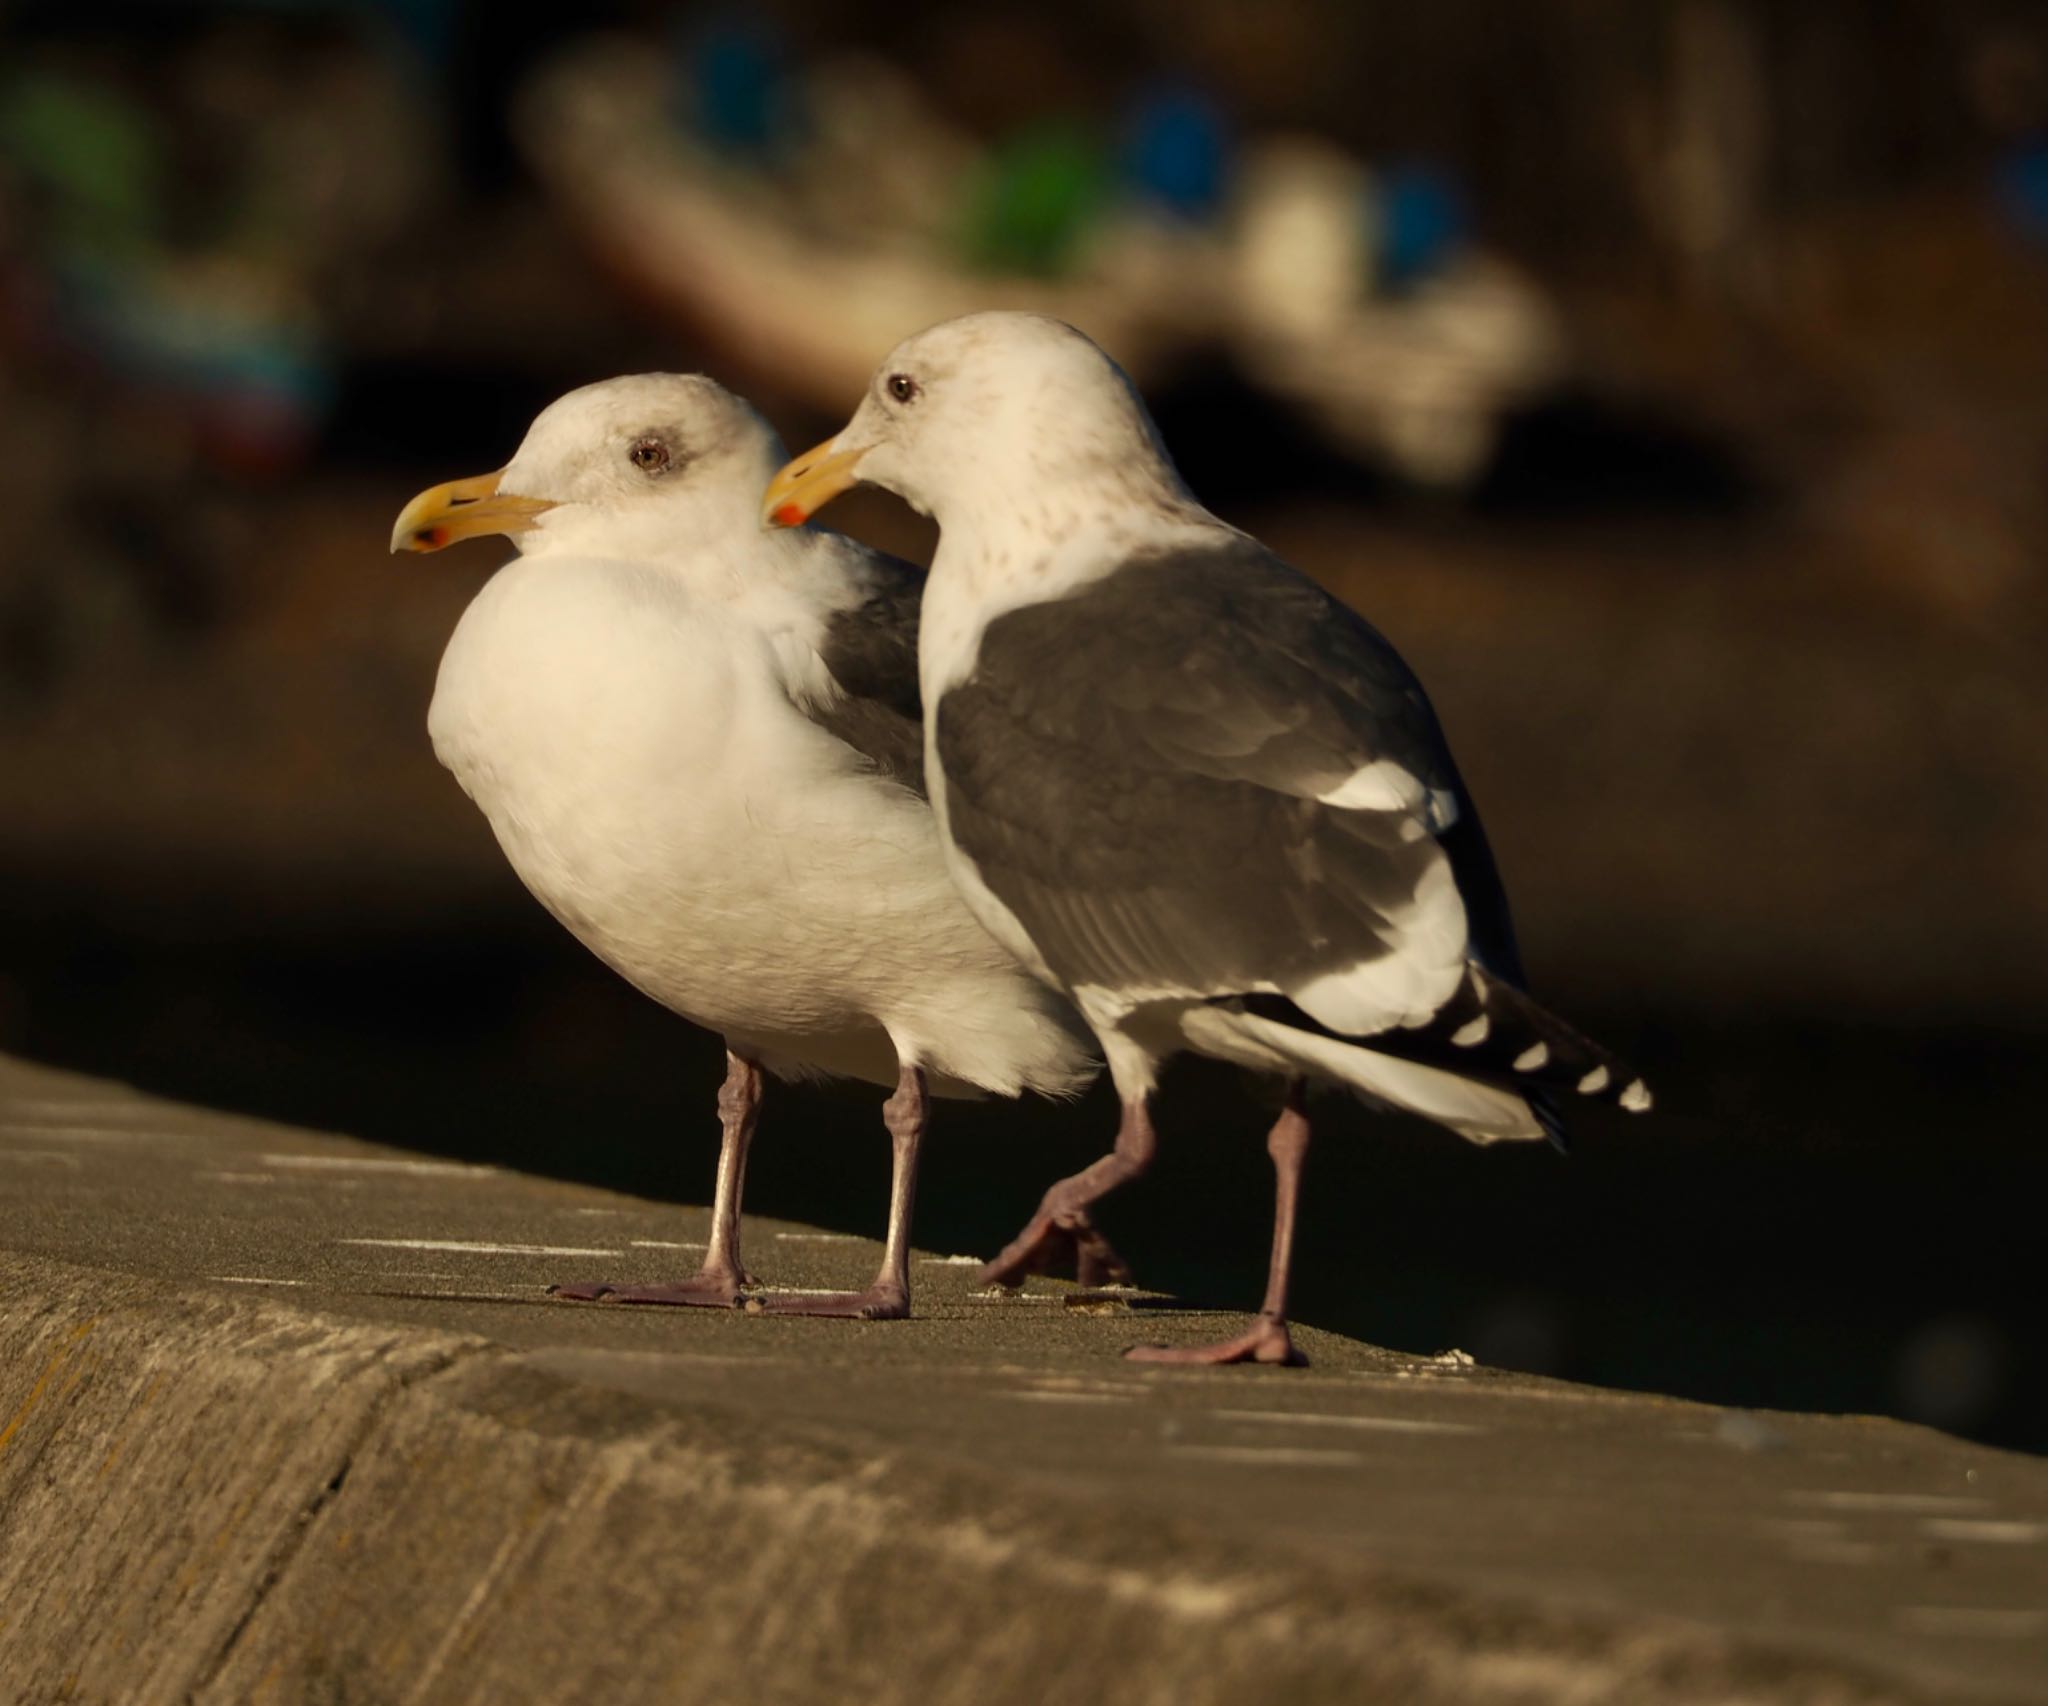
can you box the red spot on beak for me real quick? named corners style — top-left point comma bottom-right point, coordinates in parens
top-left (771, 503), bottom-right (806, 528)
top-left (421, 527), bottom-right (445, 548)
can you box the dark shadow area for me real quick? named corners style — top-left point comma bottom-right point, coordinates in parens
top-left (1147, 353), bottom-right (1397, 510)
top-left (1149, 365), bottom-right (1771, 524)
top-left (322, 361), bottom-right (584, 474)
top-left (1473, 390), bottom-right (1771, 518)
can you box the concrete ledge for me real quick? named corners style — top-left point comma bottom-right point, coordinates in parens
top-left (0, 1257), bottom-right (475, 1701)
top-left (3, 1055), bottom-right (2042, 1704)
top-left (0, 1251), bottom-right (1892, 1706)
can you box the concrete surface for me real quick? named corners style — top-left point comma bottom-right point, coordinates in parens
top-left (2, 1052), bottom-right (2043, 1705)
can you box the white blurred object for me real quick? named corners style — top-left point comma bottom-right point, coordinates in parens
top-left (519, 40), bottom-right (1566, 487)
top-left (517, 39), bottom-right (1206, 411)
top-left (1228, 137), bottom-right (1566, 489)
top-left (1233, 138), bottom-right (1375, 340)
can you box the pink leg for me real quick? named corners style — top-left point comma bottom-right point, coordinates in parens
top-left (551, 1049), bottom-right (761, 1306)
top-left (1126, 1082), bottom-right (1310, 1367)
top-left (977, 1097), bottom-right (1155, 1290)
top-left (748, 1062), bottom-right (926, 1320)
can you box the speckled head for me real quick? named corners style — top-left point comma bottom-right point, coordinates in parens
top-left (762, 313), bottom-right (1187, 532)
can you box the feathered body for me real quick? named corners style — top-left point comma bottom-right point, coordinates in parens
top-left (398, 372), bottom-right (1094, 1320)
top-left (764, 314), bottom-right (1648, 1359)
top-left (431, 521), bottom-right (1090, 1098)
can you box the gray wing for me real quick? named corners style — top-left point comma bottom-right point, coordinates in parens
top-left (934, 537), bottom-right (1525, 1037)
top-left (801, 552), bottom-right (927, 799)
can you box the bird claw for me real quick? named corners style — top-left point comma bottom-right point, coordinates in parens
top-left (1123, 1315), bottom-right (1304, 1367)
top-left (977, 1210), bottom-right (1135, 1291)
top-left (742, 1286), bottom-right (909, 1321)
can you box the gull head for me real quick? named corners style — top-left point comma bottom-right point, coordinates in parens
top-left (762, 312), bottom-right (1182, 530)
top-left (394, 374), bottom-right (786, 559)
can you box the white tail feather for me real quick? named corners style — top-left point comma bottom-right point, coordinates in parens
top-left (1183, 1007), bottom-right (1547, 1145)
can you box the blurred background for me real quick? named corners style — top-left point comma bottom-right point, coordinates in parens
top-left (2, 0), bottom-right (2044, 1451)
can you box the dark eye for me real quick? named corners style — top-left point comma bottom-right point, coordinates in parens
top-left (886, 373), bottom-right (919, 404)
top-left (629, 437), bottom-right (671, 475)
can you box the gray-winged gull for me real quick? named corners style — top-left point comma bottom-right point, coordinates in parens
top-left (762, 313), bottom-right (1649, 1364)
top-left (393, 373), bottom-right (1096, 1319)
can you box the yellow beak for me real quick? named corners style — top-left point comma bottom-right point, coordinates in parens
top-left (761, 440), bottom-right (867, 529)
top-left (390, 470), bottom-right (556, 554)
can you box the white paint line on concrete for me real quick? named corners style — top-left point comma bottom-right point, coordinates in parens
top-left (1788, 1491), bottom-right (1991, 1515)
top-left (203, 1171), bottom-right (283, 1185)
top-left (528, 1348), bottom-right (804, 1372)
top-left (338, 1238), bottom-right (621, 1258)
top-left (1010, 1390), bottom-right (1135, 1406)
top-left (1212, 1407), bottom-right (1482, 1437)
top-left (919, 1254), bottom-right (983, 1265)
top-left (773, 1232), bottom-right (860, 1243)
top-left (210, 1275), bottom-right (308, 1287)
top-left (1895, 1606), bottom-right (2047, 1638)
top-left (1020, 1377), bottom-right (1151, 1397)
top-left (1167, 1444), bottom-right (1365, 1468)
top-left (630, 1239), bottom-right (707, 1251)
top-left (1920, 1518), bottom-right (2047, 1545)
top-left (264, 1154), bottom-right (499, 1178)
top-left (0, 1149), bottom-right (85, 1168)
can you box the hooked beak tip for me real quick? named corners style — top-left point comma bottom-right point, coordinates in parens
top-left (761, 438), bottom-right (865, 529)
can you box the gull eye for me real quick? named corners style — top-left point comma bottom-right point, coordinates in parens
top-left (886, 373), bottom-right (920, 404)
top-left (628, 437), bottom-right (672, 475)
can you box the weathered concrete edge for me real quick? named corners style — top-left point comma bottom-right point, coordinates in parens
top-left (0, 1248), bottom-right (1928, 1706)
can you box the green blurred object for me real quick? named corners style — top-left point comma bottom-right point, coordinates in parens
top-left (0, 72), bottom-right (164, 260)
top-left (955, 122), bottom-right (1112, 278)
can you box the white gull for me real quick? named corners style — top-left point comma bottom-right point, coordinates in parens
top-left (393, 373), bottom-right (1095, 1319)
top-left (764, 314), bottom-right (1648, 1363)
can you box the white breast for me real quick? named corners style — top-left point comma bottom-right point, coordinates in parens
top-left (430, 555), bottom-right (1090, 1096)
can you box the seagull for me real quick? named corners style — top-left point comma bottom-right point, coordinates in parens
top-left (762, 312), bottom-right (1650, 1365)
top-left (392, 373), bottom-right (1096, 1319)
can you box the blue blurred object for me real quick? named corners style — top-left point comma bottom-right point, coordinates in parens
top-left (1120, 82), bottom-right (1230, 221)
top-left (677, 15), bottom-right (792, 159)
top-left (1992, 135), bottom-right (2048, 247)
top-left (1375, 162), bottom-right (1470, 293)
